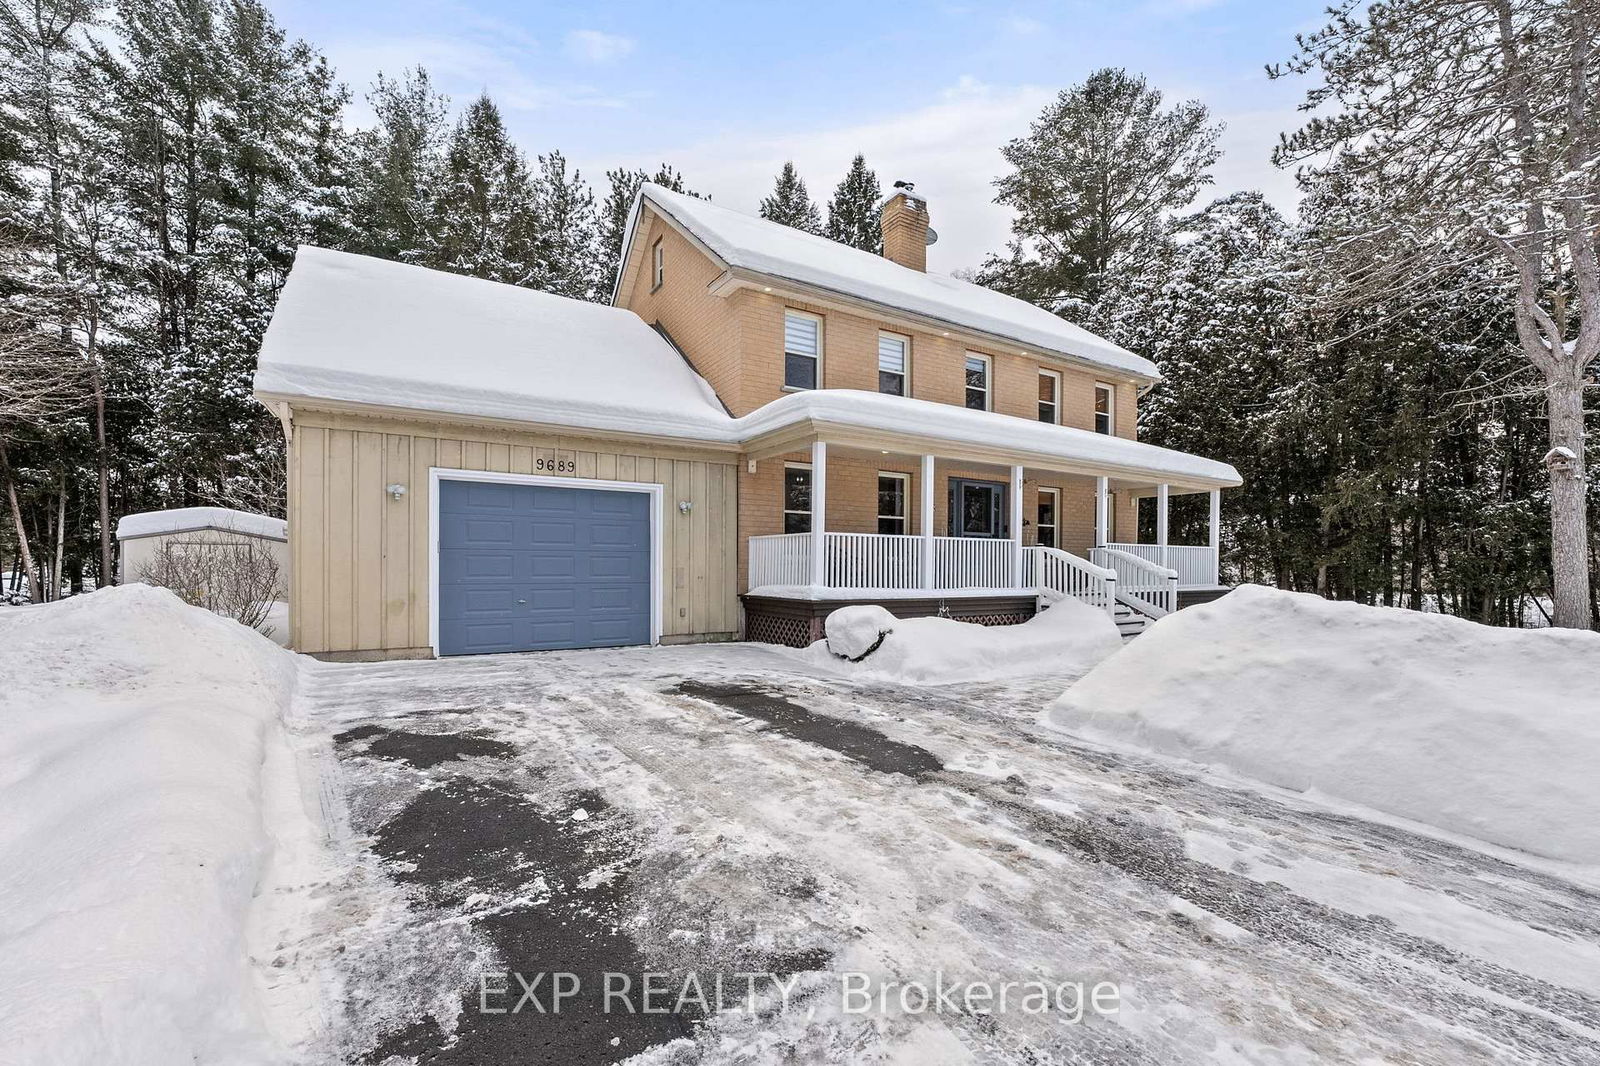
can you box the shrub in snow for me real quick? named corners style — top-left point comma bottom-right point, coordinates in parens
top-left (825, 605), bottom-right (897, 661)
top-left (810, 598), bottom-right (1122, 684)
top-left (139, 537), bottom-right (283, 634)
top-left (1046, 584), bottom-right (1600, 865)
top-left (0, 584), bottom-right (301, 1062)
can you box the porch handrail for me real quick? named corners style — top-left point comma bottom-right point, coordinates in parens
top-left (1103, 542), bottom-right (1219, 588)
top-left (1027, 546), bottom-right (1117, 618)
top-left (1090, 546), bottom-right (1178, 617)
top-left (823, 531), bottom-right (922, 590)
top-left (749, 532), bottom-right (813, 588)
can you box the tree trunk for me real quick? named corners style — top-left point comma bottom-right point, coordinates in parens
top-left (52, 476), bottom-right (67, 602)
top-left (1545, 375), bottom-right (1592, 628)
top-left (90, 345), bottom-right (112, 587)
top-left (1, 446), bottom-right (42, 604)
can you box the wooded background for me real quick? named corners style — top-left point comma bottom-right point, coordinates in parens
top-left (2, 0), bottom-right (1594, 627)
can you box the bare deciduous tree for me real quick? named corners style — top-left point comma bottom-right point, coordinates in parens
top-left (1273, 0), bottom-right (1600, 629)
top-left (139, 538), bottom-right (281, 635)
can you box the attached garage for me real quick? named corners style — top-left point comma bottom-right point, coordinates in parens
top-left (433, 473), bottom-right (659, 655)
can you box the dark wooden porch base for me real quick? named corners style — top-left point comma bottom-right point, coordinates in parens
top-left (741, 594), bottom-right (1038, 648)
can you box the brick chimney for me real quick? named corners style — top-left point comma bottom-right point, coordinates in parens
top-left (879, 182), bottom-right (932, 271)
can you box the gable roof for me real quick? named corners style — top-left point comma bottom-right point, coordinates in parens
top-left (253, 247), bottom-right (732, 441)
top-left (619, 183), bottom-right (1161, 382)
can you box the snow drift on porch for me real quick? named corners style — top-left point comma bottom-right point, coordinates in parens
top-left (1045, 585), bottom-right (1600, 865)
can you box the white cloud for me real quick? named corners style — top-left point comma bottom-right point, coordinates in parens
top-left (564, 29), bottom-right (636, 65)
top-left (599, 76), bottom-right (1301, 272)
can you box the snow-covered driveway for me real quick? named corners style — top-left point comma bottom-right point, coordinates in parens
top-left (279, 642), bottom-right (1600, 1065)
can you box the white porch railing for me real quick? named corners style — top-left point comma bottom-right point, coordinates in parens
top-left (748, 532), bottom-right (812, 588)
top-left (1104, 543), bottom-right (1219, 588)
top-left (1026, 546), bottom-right (1117, 616)
top-left (931, 535), bottom-right (1013, 588)
top-left (1090, 546), bottom-right (1178, 617)
top-left (823, 532), bottom-right (923, 589)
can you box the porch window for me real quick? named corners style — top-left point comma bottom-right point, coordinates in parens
top-left (1094, 382), bottom-right (1115, 434)
top-left (1037, 487), bottom-right (1059, 548)
top-left (783, 464), bottom-right (812, 533)
top-left (1038, 370), bottom-right (1060, 424)
top-left (877, 473), bottom-right (908, 534)
top-left (878, 332), bottom-right (908, 396)
top-left (784, 310), bottom-right (821, 390)
top-left (965, 353), bottom-right (991, 410)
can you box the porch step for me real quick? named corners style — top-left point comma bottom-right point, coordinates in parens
top-left (1112, 604), bottom-right (1152, 640)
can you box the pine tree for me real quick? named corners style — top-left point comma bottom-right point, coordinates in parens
top-left (759, 161), bottom-right (820, 234)
top-left (824, 154), bottom-right (881, 253)
top-left (527, 149), bottom-right (600, 299)
top-left (430, 93), bottom-right (535, 283)
top-left (597, 162), bottom-right (698, 297)
top-left (979, 68), bottom-right (1221, 313)
top-left (349, 66), bottom-right (447, 263)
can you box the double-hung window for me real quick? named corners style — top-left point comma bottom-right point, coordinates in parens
top-left (878, 332), bottom-right (909, 396)
top-left (964, 353), bottom-right (991, 410)
top-left (784, 310), bottom-right (821, 390)
top-left (1036, 488), bottom-right (1059, 548)
top-left (783, 464), bottom-right (812, 533)
top-left (877, 473), bottom-right (908, 535)
top-left (1038, 370), bottom-right (1061, 424)
top-left (1094, 383), bottom-right (1115, 435)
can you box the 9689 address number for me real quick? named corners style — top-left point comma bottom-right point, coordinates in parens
top-left (536, 457), bottom-right (576, 473)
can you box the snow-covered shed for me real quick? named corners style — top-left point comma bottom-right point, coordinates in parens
top-left (116, 507), bottom-right (290, 593)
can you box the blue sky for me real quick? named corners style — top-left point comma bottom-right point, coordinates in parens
top-left (268, 0), bottom-right (1329, 270)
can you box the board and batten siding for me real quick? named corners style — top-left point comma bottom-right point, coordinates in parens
top-left (287, 408), bottom-right (739, 658)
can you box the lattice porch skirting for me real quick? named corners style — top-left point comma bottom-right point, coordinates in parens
top-left (740, 594), bottom-right (1038, 649)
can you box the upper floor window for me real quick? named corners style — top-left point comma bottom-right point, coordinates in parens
top-left (784, 310), bottom-right (821, 390)
top-left (878, 332), bottom-right (908, 396)
top-left (784, 463), bottom-right (812, 533)
top-left (964, 353), bottom-right (991, 411)
top-left (877, 473), bottom-right (908, 534)
top-left (650, 238), bottom-right (664, 291)
top-left (1094, 383), bottom-right (1115, 435)
top-left (1038, 370), bottom-right (1061, 424)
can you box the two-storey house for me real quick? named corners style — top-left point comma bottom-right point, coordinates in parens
top-left (254, 184), bottom-right (1239, 659)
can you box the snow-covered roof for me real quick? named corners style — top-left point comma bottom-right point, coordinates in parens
top-left (732, 390), bottom-right (1240, 486)
top-left (626, 184), bottom-right (1161, 382)
top-left (116, 507), bottom-right (288, 541)
top-left (253, 247), bottom-right (732, 441)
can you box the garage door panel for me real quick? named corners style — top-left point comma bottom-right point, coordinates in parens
top-left (438, 479), bottom-right (652, 654)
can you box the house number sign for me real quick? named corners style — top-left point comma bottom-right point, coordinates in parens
top-left (536, 456), bottom-right (576, 473)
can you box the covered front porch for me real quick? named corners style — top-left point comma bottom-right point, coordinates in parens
top-left (742, 433), bottom-right (1229, 639)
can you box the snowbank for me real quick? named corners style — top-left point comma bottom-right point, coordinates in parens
top-left (116, 506), bottom-right (287, 542)
top-left (1046, 585), bottom-right (1600, 865)
top-left (825, 605), bottom-right (897, 660)
top-left (0, 585), bottom-right (303, 1063)
top-left (804, 598), bottom-right (1123, 684)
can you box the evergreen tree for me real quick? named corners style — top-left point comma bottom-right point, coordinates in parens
top-left (824, 154), bottom-right (881, 253)
top-left (979, 68), bottom-right (1221, 314)
top-left (349, 66), bottom-right (447, 263)
top-left (430, 93), bottom-right (535, 283)
top-left (758, 161), bottom-right (820, 234)
top-left (526, 149), bottom-right (600, 299)
top-left (597, 162), bottom-right (697, 296)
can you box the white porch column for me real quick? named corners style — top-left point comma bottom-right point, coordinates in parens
top-left (1208, 487), bottom-right (1221, 585)
top-left (1094, 476), bottom-right (1109, 547)
top-left (810, 441), bottom-right (827, 588)
top-left (1156, 483), bottom-right (1170, 568)
top-left (1010, 464), bottom-right (1025, 588)
top-left (920, 454), bottom-right (936, 589)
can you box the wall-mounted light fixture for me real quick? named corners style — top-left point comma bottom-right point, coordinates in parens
top-left (678, 500), bottom-right (693, 515)
top-left (386, 483), bottom-right (407, 501)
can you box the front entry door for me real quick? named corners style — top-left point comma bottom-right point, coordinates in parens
top-left (948, 478), bottom-right (1009, 538)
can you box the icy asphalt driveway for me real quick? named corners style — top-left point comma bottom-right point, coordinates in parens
top-left (276, 642), bottom-right (1600, 1065)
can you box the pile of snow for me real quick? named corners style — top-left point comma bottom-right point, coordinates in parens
top-left (1046, 585), bottom-right (1600, 865)
top-left (116, 506), bottom-right (287, 542)
top-left (825, 605), bottom-right (897, 660)
top-left (0, 585), bottom-right (304, 1062)
top-left (806, 598), bottom-right (1123, 684)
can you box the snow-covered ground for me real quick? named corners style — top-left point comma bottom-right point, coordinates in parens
top-left (1048, 585), bottom-right (1600, 864)
top-left (0, 586), bottom-right (312, 1065)
top-left (280, 639), bottom-right (1600, 1064)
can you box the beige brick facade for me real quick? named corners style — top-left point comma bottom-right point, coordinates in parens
top-left (619, 202), bottom-right (1147, 595)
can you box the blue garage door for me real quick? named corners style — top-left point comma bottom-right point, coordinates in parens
top-left (437, 479), bottom-right (652, 655)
